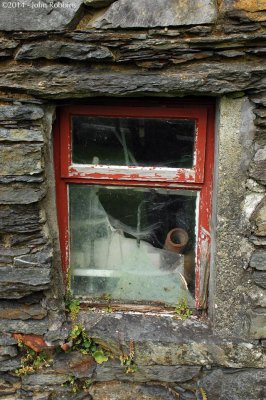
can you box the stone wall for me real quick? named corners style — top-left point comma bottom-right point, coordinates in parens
top-left (0, 0), bottom-right (265, 399)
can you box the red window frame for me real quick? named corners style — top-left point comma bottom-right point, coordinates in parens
top-left (54, 99), bottom-right (215, 310)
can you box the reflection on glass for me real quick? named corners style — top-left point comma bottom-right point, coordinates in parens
top-left (69, 185), bottom-right (197, 306)
top-left (72, 116), bottom-right (195, 168)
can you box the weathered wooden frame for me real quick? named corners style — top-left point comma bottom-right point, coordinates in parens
top-left (54, 99), bottom-right (215, 310)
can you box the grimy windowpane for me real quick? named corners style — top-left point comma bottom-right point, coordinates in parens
top-left (72, 116), bottom-right (195, 168)
top-left (69, 185), bottom-right (197, 305)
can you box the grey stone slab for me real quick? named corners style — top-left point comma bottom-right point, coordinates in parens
top-left (0, 358), bottom-right (20, 372)
top-left (0, 62), bottom-right (265, 99)
top-left (0, 0), bottom-right (84, 31)
top-left (0, 204), bottom-right (43, 234)
top-left (249, 310), bottom-right (266, 339)
top-left (0, 248), bottom-right (52, 297)
top-left (251, 198), bottom-right (266, 237)
top-left (198, 369), bottom-right (266, 400)
top-left (0, 105), bottom-right (44, 121)
top-left (22, 372), bottom-right (70, 388)
top-left (250, 250), bottom-right (266, 270)
top-left (0, 319), bottom-right (49, 335)
top-left (15, 41), bottom-right (113, 61)
top-left (0, 345), bottom-right (17, 358)
top-left (95, 361), bottom-right (201, 382)
top-left (91, 0), bottom-right (217, 29)
top-left (0, 144), bottom-right (43, 176)
top-left (253, 271), bottom-right (266, 289)
top-left (0, 184), bottom-right (45, 205)
top-left (0, 301), bottom-right (47, 320)
top-left (0, 333), bottom-right (17, 346)
top-left (0, 129), bottom-right (44, 142)
top-left (79, 311), bottom-right (266, 368)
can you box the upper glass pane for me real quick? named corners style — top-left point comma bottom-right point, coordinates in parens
top-left (69, 184), bottom-right (197, 306)
top-left (72, 116), bottom-right (195, 168)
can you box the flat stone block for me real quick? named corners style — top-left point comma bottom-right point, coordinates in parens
top-left (0, 183), bottom-right (46, 205)
top-left (0, 105), bottom-right (44, 121)
top-left (91, 0), bottom-right (217, 28)
top-left (0, 358), bottom-right (20, 372)
top-left (90, 381), bottom-right (181, 400)
top-left (250, 250), bottom-right (266, 270)
top-left (0, 319), bottom-right (49, 335)
top-left (199, 368), bottom-right (266, 400)
top-left (0, 144), bottom-right (43, 176)
top-left (0, 302), bottom-right (47, 320)
top-left (0, 248), bottom-right (52, 298)
top-left (221, 0), bottom-right (266, 21)
top-left (95, 361), bottom-right (201, 382)
top-left (253, 271), bottom-right (266, 289)
top-left (0, 0), bottom-right (84, 31)
top-left (249, 310), bottom-right (266, 339)
top-left (251, 198), bottom-right (266, 236)
top-left (15, 41), bottom-right (113, 61)
top-left (0, 129), bottom-right (43, 142)
top-left (0, 204), bottom-right (43, 234)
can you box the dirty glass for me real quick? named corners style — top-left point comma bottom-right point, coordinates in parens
top-left (69, 184), bottom-right (197, 305)
top-left (72, 116), bottom-right (195, 168)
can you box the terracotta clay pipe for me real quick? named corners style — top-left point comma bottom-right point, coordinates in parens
top-left (164, 228), bottom-right (189, 254)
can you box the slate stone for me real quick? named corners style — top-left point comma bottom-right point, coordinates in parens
top-left (0, 358), bottom-right (20, 372)
top-left (0, 175), bottom-right (44, 183)
top-left (84, 0), bottom-right (118, 8)
top-left (249, 310), bottom-right (266, 339)
top-left (0, 345), bottom-right (18, 358)
top-left (0, 319), bottom-right (49, 335)
top-left (0, 62), bottom-right (265, 98)
top-left (0, 38), bottom-right (19, 50)
top-left (251, 198), bottom-right (266, 236)
top-left (253, 271), bottom-right (266, 289)
top-left (16, 41), bottom-right (113, 61)
top-left (249, 160), bottom-right (266, 184)
top-left (22, 373), bottom-right (70, 388)
top-left (0, 302), bottom-right (47, 320)
top-left (79, 312), bottom-right (266, 368)
top-left (53, 351), bottom-right (96, 378)
top-left (198, 368), bottom-right (266, 400)
top-left (90, 382), bottom-right (187, 400)
top-left (0, 247), bottom-right (31, 263)
top-left (95, 361), bottom-right (201, 382)
top-left (0, 265), bottom-right (51, 298)
top-left (0, 247), bottom-right (52, 298)
top-left (0, 205), bottom-right (43, 234)
top-left (91, 0), bottom-right (217, 29)
top-left (250, 250), bottom-right (266, 271)
top-left (0, 333), bottom-right (17, 346)
top-left (0, 184), bottom-right (46, 205)
top-left (0, 129), bottom-right (43, 142)
top-left (0, 105), bottom-right (44, 121)
top-left (0, 144), bottom-right (43, 176)
top-left (0, 0), bottom-right (84, 31)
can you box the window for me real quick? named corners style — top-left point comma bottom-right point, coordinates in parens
top-left (54, 100), bottom-right (215, 310)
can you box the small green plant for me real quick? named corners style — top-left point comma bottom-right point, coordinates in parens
top-left (65, 286), bottom-right (80, 321)
top-left (196, 387), bottom-right (208, 400)
top-left (174, 298), bottom-right (193, 320)
top-left (120, 339), bottom-right (138, 374)
top-left (63, 376), bottom-right (93, 393)
top-left (15, 341), bottom-right (51, 376)
top-left (68, 324), bottom-right (109, 364)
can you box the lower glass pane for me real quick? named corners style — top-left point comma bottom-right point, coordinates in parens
top-left (69, 184), bottom-right (197, 306)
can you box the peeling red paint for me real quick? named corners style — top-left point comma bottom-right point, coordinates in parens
top-left (54, 100), bottom-right (215, 309)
